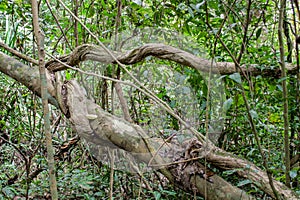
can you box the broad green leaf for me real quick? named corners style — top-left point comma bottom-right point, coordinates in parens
top-left (223, 98), bottom-right (233, 112)
top-left (229, 73), bottom-right (242, 84)
top-left (289, 170), bottom-right (298, 179)
top-left (154, 191), bottom-right (161, 200)
top-left (276, 84), bottom-right (283, 92)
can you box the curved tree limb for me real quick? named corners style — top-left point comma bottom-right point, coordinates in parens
top-left (60, 79), bottom-right (255, 200)
top-left (45, 43), bottom-right (298, 77)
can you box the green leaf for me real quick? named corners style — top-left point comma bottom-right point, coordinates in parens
top-left (223, 169), bottom-right (238, 175)
top-left (132, 0), bottom-right (143, 6)
top-left (237, 179), bottom-right (252, 187)
top-left (65, 71), bottom-right (71, 80)
top-left (87, 7), bottom-right (95, 18)
top-left (2, 186), bottom-right (17, 198)
top-left (289, 170), bottom-right (298, 179)
top-left (196, 1), bottom-right (205, 9)
top-left (276, 84), bottom-right (283, 92)
top-left (277, 76), bottom-right (287, 82)
top-left (0, 1), bottom-right (8, 11)
top-left (250, 110), bottom-right (258, 119)
top-left (229, 73), bottom-right (242, 84)
top-left (223, 98), bottom-right (233, 112)
top-left (256, 27), bottom-right (262, 39)
top-left (188, 7), bottom-right (194, 18)
top-left (153, 191), bottom-right (161, 200)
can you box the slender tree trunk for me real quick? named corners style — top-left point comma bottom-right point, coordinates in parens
top-left (31, 1), bottom-right (58, 199)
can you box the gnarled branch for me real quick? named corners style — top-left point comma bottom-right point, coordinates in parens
top-left (46, 43), bottom-right (297, 77)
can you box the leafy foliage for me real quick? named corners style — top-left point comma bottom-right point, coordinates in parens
top-left (0, 0), bottom-right (300, 199)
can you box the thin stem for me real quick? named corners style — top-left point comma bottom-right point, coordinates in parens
top-left (31, 0), bottom-right (58, 199)
top-left (278, 0), bottom-right (291, 188)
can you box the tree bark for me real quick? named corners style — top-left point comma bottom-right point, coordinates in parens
top-left (45, 43), bottom-right (298, 77)
top-left (0, 49), bottom-right (299, 199)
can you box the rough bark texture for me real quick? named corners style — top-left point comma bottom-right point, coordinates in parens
top-left (46, 43), bottom-right (298, 77)
top-left (0, 52), bottom-right (57, 106)
top-left (0, 48), bottom-right (299, 199)
top-left (64, 79), bottom-right (254, 200)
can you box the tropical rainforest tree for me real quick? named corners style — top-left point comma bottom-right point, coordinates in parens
top-left (0, 0), bottom-right (299, 199)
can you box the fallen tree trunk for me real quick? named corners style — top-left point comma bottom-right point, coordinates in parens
top-left (0, 48), bottom-right (299, 199)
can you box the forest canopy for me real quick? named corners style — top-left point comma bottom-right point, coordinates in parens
top-left (0, 0), bottom-right (299, 199)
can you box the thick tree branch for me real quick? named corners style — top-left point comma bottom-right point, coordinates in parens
top-left (46, 43), bottom-right (298, 77)
top-left (0, 41), bottom-right (38, 65)
top-left (64, 79), bottom-right (254, 200)
top-left (0, 52), bottom-right (58, 107)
